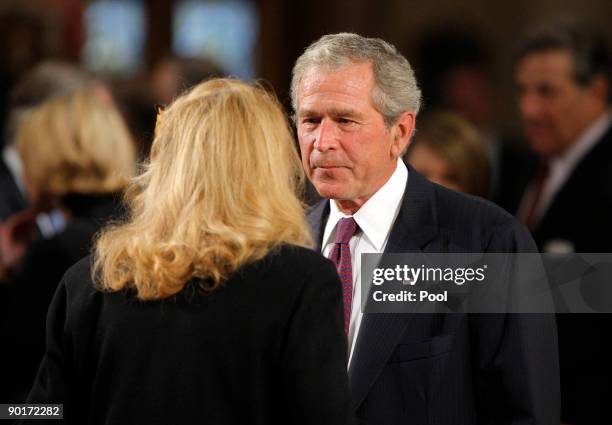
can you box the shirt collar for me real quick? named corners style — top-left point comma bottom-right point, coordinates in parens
top-left (322, 159), bottom-right (408, 251)
top-left (2, 145), bottom-right (25, 194)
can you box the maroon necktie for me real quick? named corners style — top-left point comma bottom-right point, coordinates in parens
top-left (328, 217), bottom-right (359, 335)
top-left (520, 163), bottom-right (550, 230)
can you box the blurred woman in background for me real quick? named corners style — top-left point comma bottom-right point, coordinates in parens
top-left (20, 79), bottom-right (352, 424)
top-left (3, 88), bottom-right (135, 401)
top-left (404, 111), bottom-right (491, 197)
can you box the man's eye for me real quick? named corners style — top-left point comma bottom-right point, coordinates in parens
top-left (338, 118), bottom-right (354, 124)
top-left (302, 118), bottom-right (320, 125)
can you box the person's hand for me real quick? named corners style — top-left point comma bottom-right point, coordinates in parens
top-left (0, 210), bottom-right (38, 281)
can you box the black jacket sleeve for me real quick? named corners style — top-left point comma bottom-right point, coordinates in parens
top-left (16, 276), bottom-right (74, 424)
top-left (278, 257), bottom-right (354, 425)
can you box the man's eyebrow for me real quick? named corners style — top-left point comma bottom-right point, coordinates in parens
top-left (297, 107), bottom-right (363, 119)
top-left (329, 108), bottom-right (363, 119)
top-left (297, 108), bottom-right (317, 118)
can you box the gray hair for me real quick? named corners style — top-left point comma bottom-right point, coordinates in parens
top-left (291, 33), bottom-right (422, 126)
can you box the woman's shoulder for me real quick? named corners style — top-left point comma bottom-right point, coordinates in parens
top-left (237, 244), bottom-right (340, 296)
top-left (60, 246), bottom-right (339, 302)
top-left (264, 244), bottom-right (336, 275)
top-left (62, 255), bottom-right (94, 281)
top-left (58, 255), bottom-right (98, 300)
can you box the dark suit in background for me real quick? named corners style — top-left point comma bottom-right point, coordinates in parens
top-left (522, 127), bottom-right (612, 424)
top-left (492, 141), bottom-right (539, 215)
top-left (0, 155), bottom-right (27, 220)
top-left (529, 127), bottom-right (612, 253)
top-left (309, 168), bottom-right (560, 425)
top-left (0, 155), bottom-right (27, 401)
top-left (19, 245), bottom-right (353, 425)
top-left (1, 193), bottom-right (123, 402)
top-left (512, 20), bottom-right (612, 422)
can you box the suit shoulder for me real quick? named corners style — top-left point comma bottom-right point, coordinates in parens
top-left (432, 184), bottom-right (533, 252)
top-left (573, 129), bottom-right (612, 182)
top-left (435, 183), bottom-right (516, 229)
top-left (268, 244), bottom-right (336, 276)
top-left (62, 255), bottom-right (93, 280)
top-left (232, 245), bottom-right (341, 310)
top-left (60, 255), bottom-right (98, 297)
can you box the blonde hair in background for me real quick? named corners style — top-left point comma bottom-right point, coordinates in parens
top-left (406, 111), bottom-right (491, 197)
top-left (94, 78), bottom-right (313, 300)
top-left (16, 88), bottom-right (136, 198)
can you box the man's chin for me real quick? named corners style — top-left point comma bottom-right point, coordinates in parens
top-left (311, 181), bottom-right (351, 201)
top-left (529, 138), bottom-right (562, 159)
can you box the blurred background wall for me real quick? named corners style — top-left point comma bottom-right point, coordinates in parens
top-left (2, 0), bottom-right (612, 143)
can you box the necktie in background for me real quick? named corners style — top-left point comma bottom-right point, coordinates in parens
top-left (520, 162), bottom-right (550, 230)
top-left (328, 217), bottom-right (359, 335)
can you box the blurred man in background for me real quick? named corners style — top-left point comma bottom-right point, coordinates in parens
top-left (514, 19), bottom-right (612, 252)
top-left (417, 29), bottom-right (537, 210)
top-left (514, 19), bottom-right (612, 424)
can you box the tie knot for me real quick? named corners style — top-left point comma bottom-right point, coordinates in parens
top-left (335, 217), bottom-right (359, 244)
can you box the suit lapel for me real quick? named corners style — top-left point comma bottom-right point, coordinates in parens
top-left (535, 124), bottom-right (612, 234)
top-left (348, 167), bottom-right (439, 409)
top-left (306, 200), bottom-right (329, 252)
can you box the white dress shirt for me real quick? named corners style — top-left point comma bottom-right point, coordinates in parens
top-left (2, 145), bottom-right (25, 195)
top-left (321, 159), bottom-right (408, 367)
top-left (518, 110), bottom-right (612, 227)
top-left (2, 145), bottom-right (65, 237)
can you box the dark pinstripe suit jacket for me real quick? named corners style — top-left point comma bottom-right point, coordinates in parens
top-left (308, 166), bottom-right (560, 425)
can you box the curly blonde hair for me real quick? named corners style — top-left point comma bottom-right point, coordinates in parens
top-left (94, 78), bottom-right (313, 300)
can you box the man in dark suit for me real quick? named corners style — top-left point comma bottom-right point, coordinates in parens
top-left (513, 20), bottom-right (612, 424)
top-left (513, 20), bottom-right (612, 252)
top-left (291, 33), bottom-right (559, 424)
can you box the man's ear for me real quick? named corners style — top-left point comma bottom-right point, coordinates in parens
top-left (390, 111), bottom-right (416, 158)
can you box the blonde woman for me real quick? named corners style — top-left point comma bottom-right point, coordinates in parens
top-left (20, 79), bottom-right (352, 425)
top-left (3, 87), bottom-right (135, 401)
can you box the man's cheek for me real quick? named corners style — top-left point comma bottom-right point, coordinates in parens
top-left (297, 145), bottom-right (310, 165)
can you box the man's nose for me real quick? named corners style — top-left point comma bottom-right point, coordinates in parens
top-left (519, 92), bottom-right (544, 120)
top-left (313, 119), bottom-right (337, 152)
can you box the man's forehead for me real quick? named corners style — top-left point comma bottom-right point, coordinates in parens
top-left (516, 49), bottom-right (576, 81)
top-left (299, 62), bottom-right (374, 92)
top-left (297, 62), bottom-right (377, 111)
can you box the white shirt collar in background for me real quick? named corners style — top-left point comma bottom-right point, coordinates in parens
top-left (2, 145), bottom-right (25, 195)
top-left (530, 109), bottom-right (612, 224)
